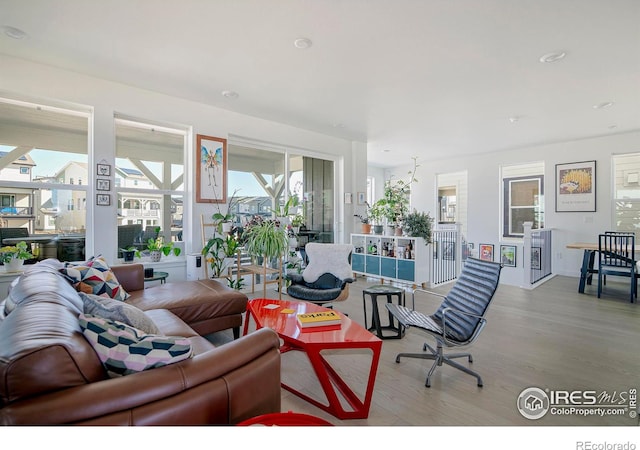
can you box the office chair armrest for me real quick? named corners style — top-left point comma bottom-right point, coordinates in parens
top-left (440, 306), bottom-right (487, 346)
top-left (411, 287), bottom-right (446, 310)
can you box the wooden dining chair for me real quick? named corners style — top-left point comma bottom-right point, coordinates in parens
top-left (597, 233), bottom-right (636, 303)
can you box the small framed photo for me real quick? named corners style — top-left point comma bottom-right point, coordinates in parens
top-left (479, 244), bottom-right (494, 262)
top-left (97, 163), bottom-right (111, 177)
top-left (443, 241), bottom-right (455, 260)
top-left (357, 192), bottom-right (366, 205)
top-left (500, 245), bottom-right (517, 267)
top-left (344, 192), bottom-right (352, 204)
top-left (96, 194), bottom-right (111, 206)
top-left (96, 179), bottom-right (111, 191)
top-left (531, 246), bottom-right (542, 270)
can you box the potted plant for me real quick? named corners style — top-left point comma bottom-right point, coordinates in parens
top-left (291, 213), bottom-right (305, 234)
top-left (202, 233), bottom-right (241, 278)
top-left (369, 202), bottom-right (384, 234)
top-left (354, 202), bottom-right (372, 234)
top-left (402, 209), bottom-right (434, 244)
top-left (243, 219), bottom-right (288, 261)
top-left (212, 189), bottom-right (239, 234)
top-left (379, 156), bottom-right (419, 235)
top-left (147, 230), bottom-right (181, 262)
top-left (120, 246), bottom-right (140, 262)
top-left (1, 241), bottom-right (33, 272)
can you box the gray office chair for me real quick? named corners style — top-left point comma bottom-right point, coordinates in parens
top-left (386, 258), bottom-right (502, 387)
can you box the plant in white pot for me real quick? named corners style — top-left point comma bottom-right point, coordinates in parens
top-left (146, 230), bottom-right (181, 262)
top-left (1, 241), bottom-right (33, 272)
top-left (212, 189), bottom-right (239, 234)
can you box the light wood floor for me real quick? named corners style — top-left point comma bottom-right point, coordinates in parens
top-left (209, 274), bottom-right (640, 426)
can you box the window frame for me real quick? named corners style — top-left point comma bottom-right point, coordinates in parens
top-left (502, 174), bottom-right (544, 238)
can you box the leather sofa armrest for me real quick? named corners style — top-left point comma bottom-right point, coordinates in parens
top-left (0, 328), bottom-right (281, 425)
top-left (111, 264), bottom-right (144, 292)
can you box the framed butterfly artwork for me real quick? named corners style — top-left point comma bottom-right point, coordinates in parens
top-left (196, 134), bottom-right (227, 203)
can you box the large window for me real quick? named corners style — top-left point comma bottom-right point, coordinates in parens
top-left (502, 162), bottom-right (544, 238)
top-left (612, 152), bottom-right (640, 233)
top-left (114, 117), bottom-right (186, 246)
top-left (226, 143), bottom-right (335, 242)
top-left (0, 96), bottom-right (90, 236)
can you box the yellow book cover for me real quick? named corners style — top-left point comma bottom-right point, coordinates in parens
top-left (296, 311), bottom-right (341, 328)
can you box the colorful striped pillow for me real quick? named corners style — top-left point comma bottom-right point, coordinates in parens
top-left (78, 313), bottom-right (193, 377)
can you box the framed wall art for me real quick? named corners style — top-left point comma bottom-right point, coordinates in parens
top-left (443, 241), bottom-right (455, 260)
top-left (479, 244), bottom-right (494, 262)
top-left (96, 194), bottom-right (110, 206)
top-left (96, 179), bottom-right (110, 191)
top-left (357, 192), bottom-right (366, 205)
top-left (555, 160), bottom-right (596, 212)
top-left (500, 245), bottom-right (516, 267)
top-left (196, 134), bottom-right (227, 203)
top-left (96, 163), bottom-right (111, 177)
top-left (531, 246), bottom-right (542, 270)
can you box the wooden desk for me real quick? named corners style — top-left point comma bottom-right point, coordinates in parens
top-left (566, 242), bottom-right (640, 293)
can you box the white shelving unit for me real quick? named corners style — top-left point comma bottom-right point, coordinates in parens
top-left (350, 233), bottom-right (430, 287)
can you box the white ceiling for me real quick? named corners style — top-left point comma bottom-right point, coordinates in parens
top-left (1, 0), bottom-right (639, 168)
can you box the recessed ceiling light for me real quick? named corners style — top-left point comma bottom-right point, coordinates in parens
top-left (383, 149), bottom-right (391, 153)
top-left (221, 90), bottom-right (239, 99)
top-left (509, 116), bottom-right (521, 123)
top-left (294, 38), bottom-right (312, 49)
top-left (539, 51), bottom-right (566, 63)
top-left (2, 26), bottom-right (27, 40)
top-left (608, 125), bottom-right (618, 130)
top-left (593, 101), bottom-right (614, 109)
top-left (332, 123), bottom-right (345, 128)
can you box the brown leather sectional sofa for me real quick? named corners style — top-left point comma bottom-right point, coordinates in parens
top-left (0, 260), bottom-right (281, 425)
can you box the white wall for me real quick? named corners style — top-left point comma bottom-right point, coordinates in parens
top-left (373, 132), bottom-right (640, 285)
top-left (1, 54), bottom-right (366, 261)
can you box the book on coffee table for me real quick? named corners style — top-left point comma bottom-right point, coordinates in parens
top-left (297, 311), bottom-right (341, 328)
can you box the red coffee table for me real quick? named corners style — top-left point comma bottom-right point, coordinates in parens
top-left (243, 298), bottom-right (382, 420)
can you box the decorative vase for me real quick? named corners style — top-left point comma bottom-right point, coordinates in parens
top-left (395, 227), bottom-right (403, 236)
top-left (122, 250), bottom-right (136, 262)
top-left (150, 250), bottom-right (162, 262)
top-left (373, 225), bottom-right (383, 235)
top-left (5, 257), bottom-right (24, 272)
top-left (221, 222), bottom-right (233, 234)
top-left (361, 223), bottom-right (372, 234)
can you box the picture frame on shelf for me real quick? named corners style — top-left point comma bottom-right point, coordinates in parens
top-left (555, 160), bottom-right (596, 212)
top-left (97, 163), bottom-right (111, 177)
top-left (96, 194), bottom-right (110, 206)
top-left (196, 134), bottom-right (227, 204)
top-left (500, 245), bottom-right (516, 267)
top-left (96, 179), bottom-right (110, 191)
top-left (479, 244), bottom-right (494, 262)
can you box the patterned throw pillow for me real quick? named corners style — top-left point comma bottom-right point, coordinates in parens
top-left (80, 292), bottom-right (160, 334)
top-left (60, 256), bottom-right (129, 301)
top-left (78, 314), bottom-right (193, 378)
